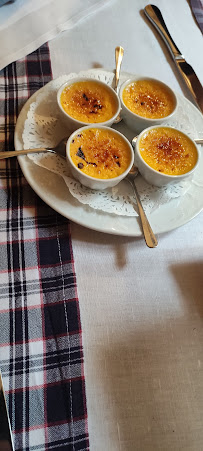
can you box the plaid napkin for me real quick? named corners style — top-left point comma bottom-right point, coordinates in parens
top-left (190, 0), bottom-right (203, 33)
top-left (0, 44), bottom-right (89, 450)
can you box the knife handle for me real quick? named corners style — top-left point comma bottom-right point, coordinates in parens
top-left (144, 5), bottom-right (183, 60)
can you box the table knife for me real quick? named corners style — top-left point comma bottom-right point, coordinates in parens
top-left (0, 371), bottom-right (14, 451)
top-left (144, 4), bottom-right (203, 114)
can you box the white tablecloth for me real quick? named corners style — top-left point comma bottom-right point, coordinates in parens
top-left (49, 1), bottom-right (203, 449)
top-left (11, 0), bottom-right (203, 449)
top-left (49, 0), bottom-right (203, 449)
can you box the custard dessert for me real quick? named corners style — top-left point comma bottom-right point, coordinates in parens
top-left (70, 128), bottom-right (132, 179)
top-left (60, 80), bottom-right (118, 123)
top-left (122, 79), bottom-right (176, 119)
top-left (139, 127), bottom-right (198, 175)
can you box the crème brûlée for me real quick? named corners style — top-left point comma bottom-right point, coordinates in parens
top-left (139, 127), bottom-right (198, 176)
top-left (70, 128), bottom-right (132, 179)
top-left (60, 80), bottom-right (118, 123)
top-left (122, 79), bottom-right (176, 119)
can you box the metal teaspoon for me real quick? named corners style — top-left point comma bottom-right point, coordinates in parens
top-left (114, 46), bottom-right (124, 123)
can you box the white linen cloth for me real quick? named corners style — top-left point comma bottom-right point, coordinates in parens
top-left (0, 0), bottom-right (112, 71)
top-left (49, 0), bottom-right (203, 449)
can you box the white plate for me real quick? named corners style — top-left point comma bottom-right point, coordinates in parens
top-left (14, 70), bottom-right (203, 237)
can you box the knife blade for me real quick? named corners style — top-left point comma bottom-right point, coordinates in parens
top-left (0, 371), bottom-right (14, 451)
top-left (144, 4), bottom-right (203, 114)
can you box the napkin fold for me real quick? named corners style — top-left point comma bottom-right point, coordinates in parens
top-left (190, 0), bottom-right (203, 33)
top-left (0, 0), bottom-right (112, 70)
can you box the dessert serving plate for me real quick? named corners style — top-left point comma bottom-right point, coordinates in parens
top-left (14, 69), bottom-right (203, 237)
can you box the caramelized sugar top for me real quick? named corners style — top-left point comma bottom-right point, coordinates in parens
top-left (60, 80), bottom-right (118, 123)
top-left (139, 127), bottom-right (198, 175)
top-left (122, 79), bottom-right (175, 119)
top-left (70, 128), bottom-right (132, 179)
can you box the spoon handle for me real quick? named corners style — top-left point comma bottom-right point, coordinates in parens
top-left (115, 46), bottom-right (124, 93)
top-left (132, 181), bottom-right (158, 248)
top-left (0, 148), bottom-right (48, 159)
top-left (195, 138), bottom-right (203, 145)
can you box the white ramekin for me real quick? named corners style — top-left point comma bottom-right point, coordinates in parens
top-left (133, 125), bottom-right (200, 187)
top-left (66, 125), bottom-right (134, 190)
top-left (120, 77), bottom-right (177, 133)
top-left (57, 77), bottom-right (121, 132)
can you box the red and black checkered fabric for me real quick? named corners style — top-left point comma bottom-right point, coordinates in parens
top-left (0, 44), bottom-right (89, 451)
top-left (190, 0), bottom-right (203, 33)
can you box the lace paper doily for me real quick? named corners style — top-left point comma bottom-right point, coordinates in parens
top-left (22, 70), bottom-right (203, 217)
